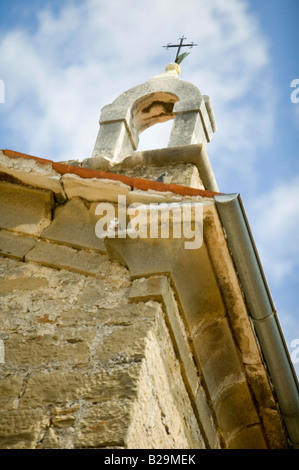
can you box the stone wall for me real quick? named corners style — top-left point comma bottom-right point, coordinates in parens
top-left (0, 156), bottom-right (289, 449)
top-left (0, 256), bottom-right (207, 448)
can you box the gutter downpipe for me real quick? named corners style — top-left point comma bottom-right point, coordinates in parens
top-left (214, 193), bottom-right (299, 448)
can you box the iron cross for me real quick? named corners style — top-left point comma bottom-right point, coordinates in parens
top-left (163, 36), bottom-right (198, 63)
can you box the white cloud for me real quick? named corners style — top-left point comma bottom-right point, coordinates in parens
top-left (250, 175), bottom-right (299, 284)
top-left (0, 0), bottom-right (274, 171)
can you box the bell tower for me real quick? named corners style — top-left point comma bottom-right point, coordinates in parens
top-left (82, 62), bottom-right (219, 192)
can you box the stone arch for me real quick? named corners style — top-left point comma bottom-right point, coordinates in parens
top-left (130, 91), bottom-right (178, 135)
top-left (92, 72), bottom-right (216, 164)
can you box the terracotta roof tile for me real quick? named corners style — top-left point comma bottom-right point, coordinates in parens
top-left (2, 149), bottom-right (221, 199)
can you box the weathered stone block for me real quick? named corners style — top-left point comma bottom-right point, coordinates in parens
top-left (25, 240), bottom-right (125, 277)
top-left (0, 181), bottom-right (54, 236)
top-left (244, 363), bottom-right (277, 408)
top-left (94, 324), bottom-right (148, 365)
top-left (169, 112), bottom-right (207, 147)
top-left (62, 173), bottom-right (131, 203)
top-left (193, 385), bottom-right (220, 449)
top-left (0, 151), bottom-right (65, 199)
top-left (55, 326), bottom-right (96, 346)
top-left (102, 163), bottom-right (204, 189)
top-left (129, 275), bottom-right (166, 303)
top-left (75, 401), bottom-right (132, 448)
top-left (5, 332), bottom-right (89, 368)
top-left (0, 409), bottom-right (49, 449)
top-left (20, 366), bottom-right (141, 409)
top-left (259, 407), bottom-right (288, 449)
top-left (41, 197), bottom-right (106, 252)
top-left (203, 204), bottom-right (262, 365)
top-left (0, 375), bottom-right (24, 410)
top-left (226, 424), bottom-right (267, 449)
top-left (0, 277), bottom-right (48, 294)
top-left (20, 371), bottom-right (86, 408)
top-left (0, 230), bottom-right (37, 259)
top-left (192, 317), bottom-right (245, 401)
top-left (214, 381), bottom-right (261, 443)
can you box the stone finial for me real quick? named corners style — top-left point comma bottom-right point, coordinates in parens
top-left (165, 62), bottom-right (181, 74)
top-left (150, 63), bottom-right (181, 80)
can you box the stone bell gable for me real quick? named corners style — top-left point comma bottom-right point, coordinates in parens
top-left (91, 63), bottom-right (216, 165)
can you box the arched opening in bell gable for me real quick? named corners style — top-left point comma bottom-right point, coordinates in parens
top-left (131, 91), bottom-right (179, 151)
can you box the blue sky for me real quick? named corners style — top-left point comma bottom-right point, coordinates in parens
top-left (0, 0), bottom-right (298, 377)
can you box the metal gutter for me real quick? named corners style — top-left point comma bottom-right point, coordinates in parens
top-left (214, 193), bottom-right (299, 448)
